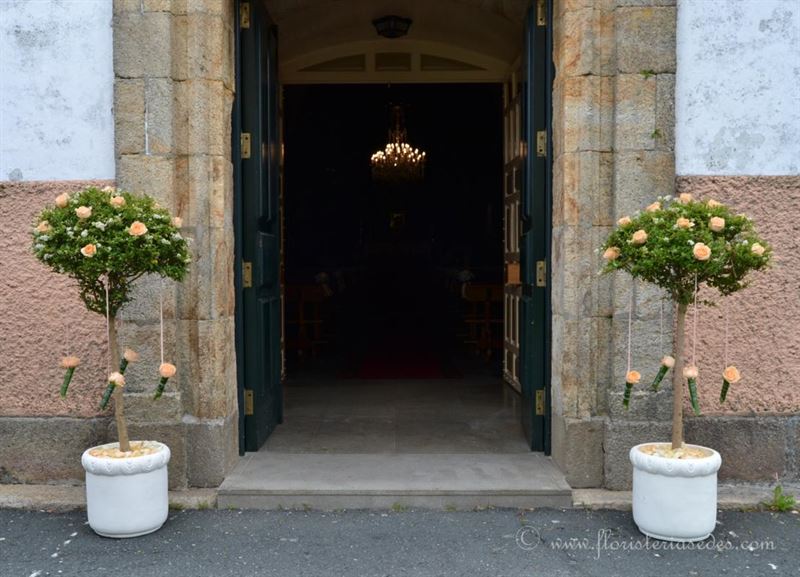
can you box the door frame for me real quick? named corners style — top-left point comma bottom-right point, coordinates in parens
top-left (233, 1), bottom-right (554, 455)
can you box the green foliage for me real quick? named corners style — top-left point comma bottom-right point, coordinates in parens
top-left (762, 485), bottom-right (796, 512)
top-left (601, 195), bottom-right (770, 304)
top-left (640, 69), bottom-right (656, 79)
top-left (31, 186), bottom-right (190, 316)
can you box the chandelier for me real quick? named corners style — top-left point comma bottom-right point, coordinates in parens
top-left (371, 105), bottom-right (426, 182)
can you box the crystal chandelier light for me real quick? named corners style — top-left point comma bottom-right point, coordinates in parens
top-left (371, 105), bottom-right (426, 182)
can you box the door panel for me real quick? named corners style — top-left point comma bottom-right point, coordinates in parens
top-left (237, 0), bottom-right (282, 452)
top-left (519, 2), bottom-right (551, 452)
top-left (503, 79), bottom-right (523, 393)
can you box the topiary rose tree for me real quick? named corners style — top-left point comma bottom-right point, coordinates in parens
top-left (32, 186), bottom-right (190, 452)
top-left (601, 193), bottom-right (770, 450)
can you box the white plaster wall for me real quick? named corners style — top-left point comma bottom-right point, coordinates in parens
top-left (0, 0), bottom-right (115, 181)
top-left (676, 0), bottom-right (800, 176)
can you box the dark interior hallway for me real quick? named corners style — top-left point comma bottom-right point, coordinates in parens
top-left (283, 83), bottom-right (505, 380)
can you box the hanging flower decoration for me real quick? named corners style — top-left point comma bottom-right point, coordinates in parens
top-left (720, 365), bottom-right (742, 403)
top-left (154, 363), bottom-right (177, 399)
top-left (623, 370), bottom-right (641, 409)
top-left (683, 365), bottom-right (700, 415)
top-left (651, 355), bottom-right (675, 391)
top-left (100, 372), bottom-right (126, 410)
top-left (60, 356), bottom-right (81, 397)
top-left (120, 348), bottom-right (139, 374)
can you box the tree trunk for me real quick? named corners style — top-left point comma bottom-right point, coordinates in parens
top-left (671, 302), bottom-right (687, 449)
top-left (108, 315), bottom-right (130, 452)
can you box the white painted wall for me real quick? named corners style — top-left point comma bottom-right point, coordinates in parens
top-left (676, 0), bottom-right (800, 176)
top-left (0, 0), bottom-right (115, 181)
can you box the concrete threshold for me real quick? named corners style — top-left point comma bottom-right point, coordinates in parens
top-left (217, 452), bottom-right (572, 510)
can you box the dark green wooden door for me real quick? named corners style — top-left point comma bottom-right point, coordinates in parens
top-left (236, 1), bottom-right (282, 452)
top-left (519, 2), bottom-right (551, 452)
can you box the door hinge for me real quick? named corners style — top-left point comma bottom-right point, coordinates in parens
top-left (240, 2), bottom-right (251, 28)
top-left (244, 389), bottom-right (254, 415)
top-left (536, 131), bottom-right (547, 157)
top-left (242, 261), bottom-right (253, 288)
top-left (536, 0), bottom-right (546, 26)
top-left (535, 390), bottom-right (545, 416)
top-left (240, 132), bottom-right (251, 159)
top-left (536, 260), bottom-right (547, 287)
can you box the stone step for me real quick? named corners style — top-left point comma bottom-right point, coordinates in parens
top-left (217, 452), bottom-right (572, 510)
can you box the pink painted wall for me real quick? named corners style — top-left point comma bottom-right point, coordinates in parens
top-left (0, 180), bottom-right (112, 417)
top-left (677, 176), bottom-right (800, 414)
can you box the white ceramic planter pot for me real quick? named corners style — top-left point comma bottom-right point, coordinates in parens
top-left (81, 441), bottom-right (171, 538)
top-left (630, 442), bottom-right (722, 542)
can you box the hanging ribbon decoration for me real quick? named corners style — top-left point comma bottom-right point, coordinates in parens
top-left (684, 274), bottom-right (701, 415)
top-left (720, 302), bottom-right (741, 402)
top-left (100, 275), bottom-right (124, 409)
top-left (119, 313), bottom-right (139, 374)
top-left (651, 293), bottom-right (675, 391)
top-left (623, 281), bottom-right (641, 408)
top-left (155, 278), bottom-right (176, 399)
top-left (59, 297), bottom-right (80, 397)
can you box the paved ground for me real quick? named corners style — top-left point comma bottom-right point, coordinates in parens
top-left (1, 508), bottom-right (798, 577)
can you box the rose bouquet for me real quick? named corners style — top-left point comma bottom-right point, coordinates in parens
top-left (601, 193), bottom-right (770, 449)
top-left (32, 186), bottom-right (190, 452)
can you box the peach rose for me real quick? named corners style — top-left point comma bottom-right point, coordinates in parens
top-left (631, 229), bottom-right (648, 245)
top-left (676, 217), bottom-right (694, 229)
top-left (129, 221), bottom-right (148, 236)
top-left (683, 365), bottom-right (699, 379)
top-left (617, 216), bottom-right (632, 227)
top-left (36, 221), bottom-right (52, 234)
top-left (679, 192), bottom-right (693, 204)
top-left (692, 242), bottom-right (711, 261)
top-left (723, 365), bottom-right (741, 383)
top-left (706, 199), bottom-right (722, 208)
top-left (101, 185), bottom-right (116, 193)
top-left (751, 243), bottom-right (766, 256)
top-left (80, 244), bottom-right (97, 258)
top-left (645, 201), bottom-right (661, 213)
top-left (109, 372), bottom-right (126, 387)
top-left (709, 217), bottom-right (725, 232)
top-left (626, 370), bottom-right (641, 384)
top-left (61, 356), bottom-right (80, 369)
top-left (123, 348), bottom-right (140, 363)
top-left (159, 363), bottom-right (177, 379)
top-left (75, 206), bottom-right (92, 219)
top-left (603, 247), bottom-right (620, 260)
top-left (110, 195), bottom-right (126, 208)
top-left (661, 355), bottom-right (675, 368)
top-left (55, 193), bottom-right (70, 208)
top-left (172, 216), bottom-right (183, 228)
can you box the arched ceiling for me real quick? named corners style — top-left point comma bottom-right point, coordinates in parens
top-left (264, 0), bottom-right (530, 83)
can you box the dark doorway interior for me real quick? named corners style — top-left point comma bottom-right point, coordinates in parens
top-left (283, 83), bottom-right (504, 380)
